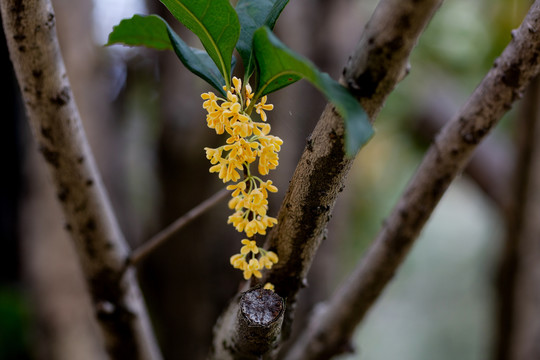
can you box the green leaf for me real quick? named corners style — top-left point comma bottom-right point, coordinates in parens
top-left (159, 0), bottom-right (240, 88)
top-left (167, 28), bottom-right (231, 95)
top-left (107, 14), bottom-right (228, 94)
top-left (235, 0), bottom-right (289, 76)
top-left (106, 14), bottom-right (173, 50)
top-left (253, 27), bottom-right (374, 154)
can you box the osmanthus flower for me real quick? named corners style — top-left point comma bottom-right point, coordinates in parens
top-left (263, 283), bottom-right (275, 291)
top-left (240, 239), bottom-right (259, 255)
top-left (255, 96), bottom-right (273, 122)
top-left (202, 76), bottom-right (282, 280)
top-left (244, 259), bottom-right (262, 280)
top-left (229, 241), bottom-right (278, 280)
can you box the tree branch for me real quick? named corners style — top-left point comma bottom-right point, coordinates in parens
top-left (0, 0), bottom-right (161, 358)
top-left (413, 98), bottom-right (513, 211)
top-left (129, 187), bottom-right (229, 266)
top-left (493, 75), bottom-right (540, 360)
top-left (508, 78), bottom-right (540, 360)
top-left (261, 0), bottom-right (444, 338)
top-left (285, 2), bottom-right (540, 359)
top-left (210, 287), bottom-right (285, 360)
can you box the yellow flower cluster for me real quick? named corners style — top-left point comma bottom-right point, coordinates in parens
top-left (202, 77), bottom-right (282, 280)
top-left (230, 240), bottom-right (278, 280)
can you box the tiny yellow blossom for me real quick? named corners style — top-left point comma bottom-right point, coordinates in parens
top-left (230, 254), bottom-right (247, 269)
top-left (201, 92), bottom-right (218, 110)
top-left (260, 180), bottom-right (278, 197)
top-left (263, 283), bottom-right (275, 291)
top-left (240, 239), bottom-right (259, 255)
top-left (260, 215), bottom-right (278, 228)
top-left (255, 96), bottom-right (273, 122)
top-left (232, 76), bottom-right (242, 95)
top-left (226, 181), bottom-right (247, 197)
top-left (244, 83), bottom-right (254, 106)
top-left (204, 147), bottom-right (223, 165)
top-left (243, 258), bottom-right (262, 280)
top-left (266, 251), bottom-right (278, 264)
top-left (259, 250), bottom-right (278, 269)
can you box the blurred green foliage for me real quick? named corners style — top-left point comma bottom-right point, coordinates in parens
top-left (0, 287), bottom-right (31, 360)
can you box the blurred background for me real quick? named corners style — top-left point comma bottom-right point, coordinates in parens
top-left (1, 0), bottom-right (537, 359)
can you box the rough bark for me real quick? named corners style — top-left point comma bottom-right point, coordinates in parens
top-left (211, 0), bottom-right (443, 356)
top-left (210, 288), bottom-right (285, 360)
top-left (0, 0), bottom-right (161, 358)
top-left (285, 2), bottom-right (540, 359)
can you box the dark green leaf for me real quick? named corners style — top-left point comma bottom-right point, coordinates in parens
top-left (159, 0), bottom-right (240, 88)
top-left (106, 14), bottom-right (173, 50)
top-left (167, 28), bottom-right (231, 94)
top-left (253, 27), bottom-right (374, 154)
top-left (107, 14), bottom-right (228, 94)
top-left (235, 0), bottom-right (289, 76)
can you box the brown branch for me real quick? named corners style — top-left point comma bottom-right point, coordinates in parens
top-left (0, 0), bottom-right (161, 358)
top-left (210, 287), bottom-right (285, 360)
top-left (413, 98), bottom-right (513, 210)
top-left (508, 80), bottom-right (540, 360)
top-left (211, 0), bottom-right (444, 356)
top-left (129, 187), bottom-right (229, 266)
top-left (493, 75), bottom-right (540, 360)
top-left (285, 2), bottom-right (540, 359)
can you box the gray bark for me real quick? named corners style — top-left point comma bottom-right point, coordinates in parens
top-left (0, 0), bottom-right (162, 358)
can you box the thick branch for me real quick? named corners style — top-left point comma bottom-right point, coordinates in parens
top-left (0, 0), bottom-right (161, 358)
top-left (210, 288), bottom-right (285, 360)
top-left (261, 0), bottom-right (444, 337)
top-left (285, 2), bottom-right (540, 359)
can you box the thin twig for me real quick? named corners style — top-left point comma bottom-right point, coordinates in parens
top-left (129, 187), bottom-right (229, 266)
top-left (285, 1), bottom-right (540, 359)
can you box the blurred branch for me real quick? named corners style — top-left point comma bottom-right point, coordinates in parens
top-left (413, 97), bottom-right (513, 211)
top-left (210, 287), bottom-right (285, 360)
top-left (509, 84), bottom-right (540, 360)
top-left (0, 0), bottom-right (161, 359)
top-left (285, 2), bottom-right (540, 359)
top-left (493, 76), bottom-right (540, 360)
top-left (128, 187), bottom-right (229, 266)
top-left (211, 0), bottom-right (444, 355)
